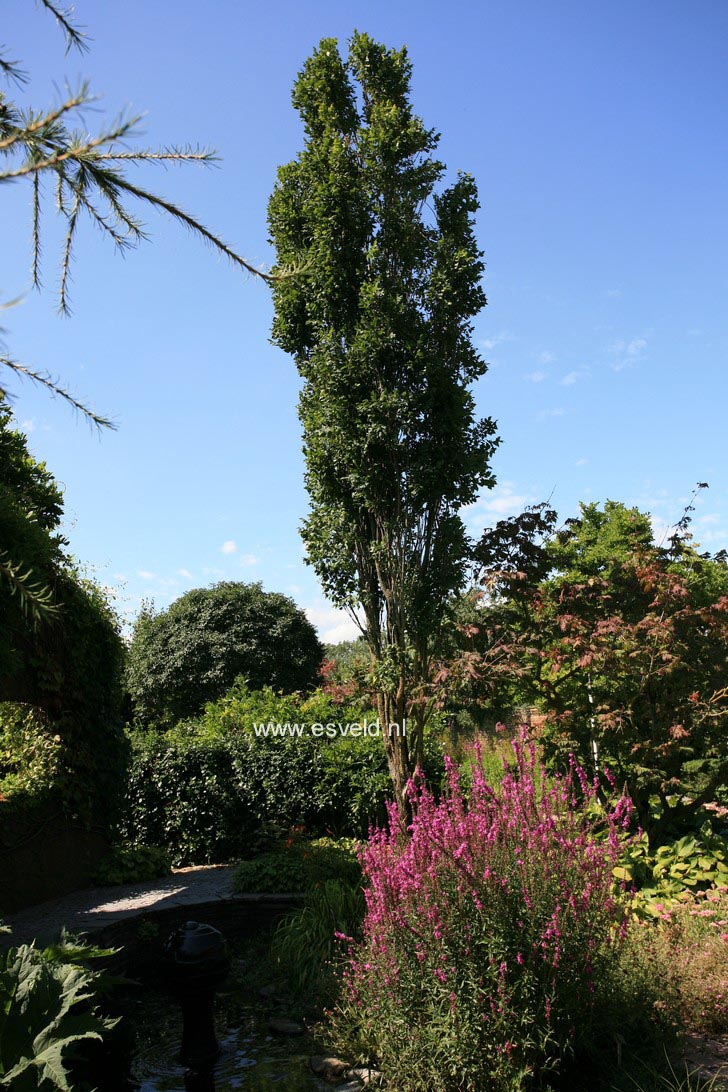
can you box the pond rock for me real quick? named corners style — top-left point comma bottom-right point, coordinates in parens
top-left (268, 1017), bottom-right (305, 1036)
top-left (310, 1055), bottom-right (351, 1081)
top-left (348, 1066), bottom-right (383, 1085)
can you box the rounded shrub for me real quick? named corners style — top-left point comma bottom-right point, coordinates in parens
top-left (125, 582), bottom-right (324, 724)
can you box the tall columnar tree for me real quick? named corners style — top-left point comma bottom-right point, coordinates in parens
top-left (268, 33), bottom-right (498, 808)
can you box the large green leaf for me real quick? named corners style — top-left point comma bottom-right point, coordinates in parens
top-left (0, 940), bottom-right (117, 1090)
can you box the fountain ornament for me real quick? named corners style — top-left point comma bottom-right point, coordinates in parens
top-left (161, 921), bottom-right (231, 1077)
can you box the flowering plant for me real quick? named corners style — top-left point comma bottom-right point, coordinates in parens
top-left (332, 731), bottom-right (662, 1091)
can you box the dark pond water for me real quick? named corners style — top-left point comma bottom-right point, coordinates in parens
top-left (122, 918), bottom-right (332, 1092)
top-left (130, 986), bottom-right (323, 1091)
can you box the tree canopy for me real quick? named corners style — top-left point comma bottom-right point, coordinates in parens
top-left (471, 496), bottom-right (728, 840)
top-left (268, 33), bottom-right (497, 807)
top-left (125, 581), bottom-right (324, 725)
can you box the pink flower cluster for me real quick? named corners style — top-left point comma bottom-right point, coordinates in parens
top-left (341, 729), bottom-right (635, 1081)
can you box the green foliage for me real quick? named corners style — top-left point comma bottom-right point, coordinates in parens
top-left (0, 935), bottom-right (117, 1090)
top-left (0, 400), bottom-right (65, 681)
top-left (125, 583), bottom-right (323, 725)
top-left (475, 497), bottom-right (728, 841)
top-left (322, 639), bottom-right (370, 680)
top-left (121, 685), bottom-right (446, 864)
top-left (274, 879), bottom-right (365, 997)
top-left (92, 844), bottom-right (171, 887)
top-left (233, 836), bottom-right (361, 894)
top-left (0, 703), bottom-right (61, 800)
top-left (0, 403), bottom-right (127, 826)
top-left (616, 825), bottom-right (728, 918)
top-left (268, 32), bottom-right (498, 803)
top-left (188, 679), bottom-right (367, 738)
top-left (234, 833), bottom-right (366, 999)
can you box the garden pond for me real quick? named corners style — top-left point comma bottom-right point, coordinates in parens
top-left (119, 929), bottom-right (329, 1092)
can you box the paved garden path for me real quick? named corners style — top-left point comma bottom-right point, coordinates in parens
top-left (3, 863), bottom-right (237, 948)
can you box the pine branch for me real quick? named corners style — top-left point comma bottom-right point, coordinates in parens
top-left (75, 189), bottom-right (135, 250)
top-left (0, 87), bottom-right (93, 152)
top-left (0, 354), bottom-right (116, 430)
top-left (58, 187), bottom-right (80, 312)
top-left (37, 0), bottom-right (89, 54)
top-left (83, 168), bottom-right (278, 282)
top-left (0, 52), bottom-right (29, 86)
top-left (0, 115), bottom-right (140, 179)
top-left (32, 172), bottom-right (42, 286)
top-left (99, 147), bottom-right (218, 163)
top-left (0, 95), bottom-right (291, 305)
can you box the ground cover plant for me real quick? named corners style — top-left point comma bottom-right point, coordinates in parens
top-left (92, 845), bottom-right (171, 887)
top-left (331, 731), bottom-right (668, 1092)
top-left (232, 834), bottom-right (361, 894)
top-left (616, 824), bottom-right (728, 919)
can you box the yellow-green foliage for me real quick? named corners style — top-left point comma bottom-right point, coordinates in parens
top-left (0, 703), bottom-right (61, 801)
top-left (615, 826), bottom-right (728, 919)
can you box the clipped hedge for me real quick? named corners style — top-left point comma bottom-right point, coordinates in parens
top-left (121, 687), bottom-right (445, 865)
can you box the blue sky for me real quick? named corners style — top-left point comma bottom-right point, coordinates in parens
top-left (3, 0), bottom-right (727, 641)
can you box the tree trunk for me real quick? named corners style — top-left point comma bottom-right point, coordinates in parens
top-left (376, 688), bottom-right (412, 825)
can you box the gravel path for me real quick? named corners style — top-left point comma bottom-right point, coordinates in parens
top-left (2, 863), bottom-right (237, 948)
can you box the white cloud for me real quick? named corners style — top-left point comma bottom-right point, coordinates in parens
top-left (137, 570), bottom-right (157, 580)
top-left (177, 568), bottom-right (193, 579)
top-left (21, 419), bottom-right (35, 433)
top-left (464, 482), bottom-right (536, 534)
top-left (538, 351), bottom-right (555, 365)
top-left (240, 553), bottom-right (260, 567)
top-left (560, 371), bottom-right (582, 386)
top-left (221, 540), bottom-right (237, 555)
top-left (480, 331), bottom-right (515, 352)
top-left (536, 407), bottom-right (567, 420)
top-left (605, 288), bottom-right (623, 299)
top-left (575, 458), bottom-right (588, 466)
top-left (611, 336), bottom-right (647, 372)
top-left (305, 602), bottom-right (362, 644)
top-left (524, 370), bottom-right (548, 383)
